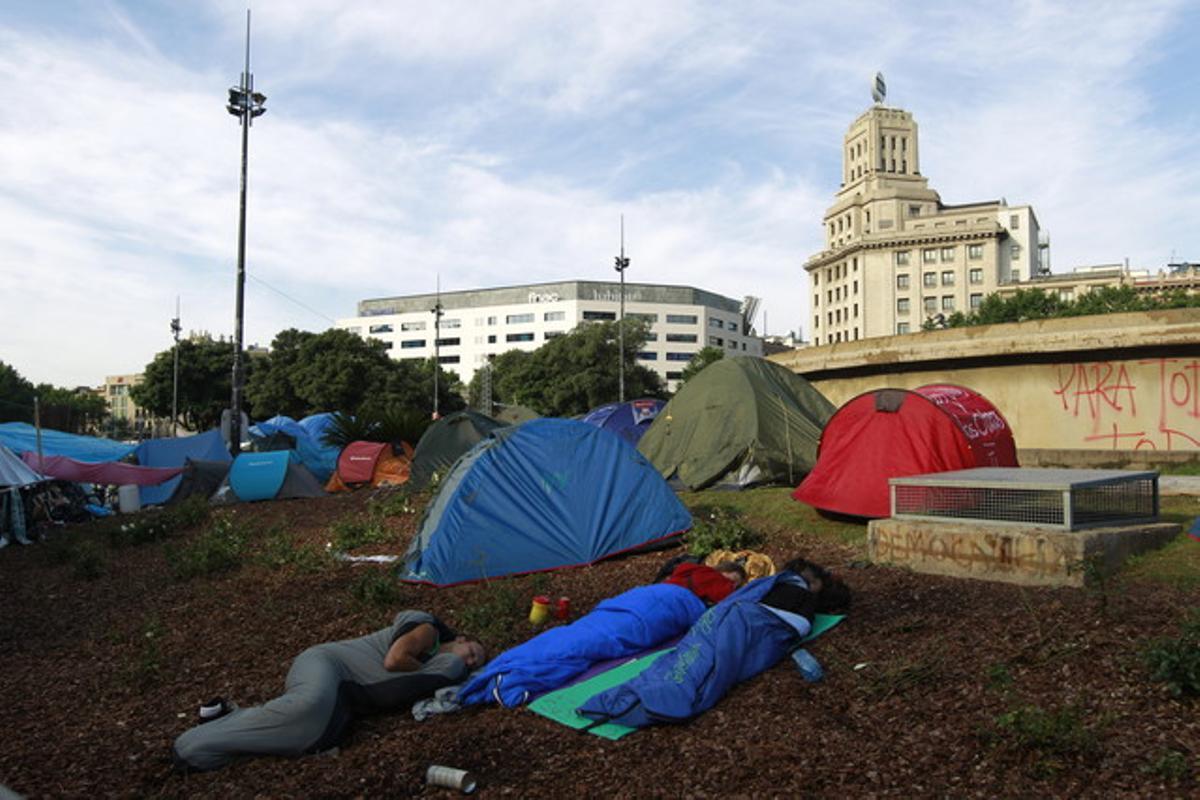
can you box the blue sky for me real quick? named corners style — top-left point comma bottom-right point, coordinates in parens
top-left (1, 0), bottom-right (1197, 387)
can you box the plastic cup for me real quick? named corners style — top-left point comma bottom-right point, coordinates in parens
top-left (554, 596), bottom-right (571, 620)
top-left (529, 595), bottom-right (551, 625)
top-left (426, 765), bottom-right (477, 794)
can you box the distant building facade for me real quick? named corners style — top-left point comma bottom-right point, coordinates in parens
top-left (995, 262), bottom-right (1200, 302)
top-left (336, 280), bottom-right (763, 392)
top-left (804, 99), bottom-right (1049, 344)
top-left (102, 374), bottom-right (171, 438)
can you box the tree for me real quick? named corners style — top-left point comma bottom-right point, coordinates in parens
top-left (132, 334), bottom-right (249, 431)
top-left (480, 320), bottom-right (664, 417)
top-left (677, 346), bottom-right (725, 386)
top-left (245, 328), bottom-right (464, 420)
top-left (0, 360), bottom-right (35, 423)
top-left (34, 384), bottom-right (107, 434)
top-left (939, 284), bottom-right (1200, 330)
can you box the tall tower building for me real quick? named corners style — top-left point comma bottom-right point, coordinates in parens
top-left (804, 81), bottom-right (1048, 344)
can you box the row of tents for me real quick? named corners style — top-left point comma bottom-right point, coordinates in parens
top-left (1, 356), bottom-right (1019, 587)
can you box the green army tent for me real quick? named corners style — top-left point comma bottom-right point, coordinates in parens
top-left (637, 356), bottom-right (835, 491)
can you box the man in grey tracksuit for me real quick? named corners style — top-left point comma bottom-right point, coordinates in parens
top-left (172, 610), bottom-right (485, 772)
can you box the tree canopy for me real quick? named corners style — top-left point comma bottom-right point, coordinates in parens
top-left (132, 334), bottom-right (248, 432)
top-left (0, 360), bottom-right (107, 434)
top-left (929, 286), bottom-right (1200, 330)
top-left (469, 319), bottom-right (664, 417)
top-left (244, 328), bottom-right (464, 420)
top-left (677, 346), bottom-right (725, 386)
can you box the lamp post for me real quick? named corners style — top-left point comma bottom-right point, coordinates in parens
top-left (614, 216), bottom-right (630, 403)
top-left (225, 9), bottom-right (266, 458)
top-left (431, 277), bottom-right (443, 419)
top-left (170, 296), bottom-right (181, 437)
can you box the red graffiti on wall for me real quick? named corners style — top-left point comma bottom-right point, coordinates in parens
top-left (1051, 358), bottom-right (1200, 451)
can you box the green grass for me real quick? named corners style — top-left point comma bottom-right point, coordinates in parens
top-left (349, 571), bottom-right (403, 608)
top-left (255, 528), bottom-right (332, 574)
top-left (679, 487), bottom-right (868, 549)
top-left (987, 703), bottom-right (1104, 779)
top-left (1122, 496), bottom-right (1200, 588)
top-left (329, 516), bottom-right (394, 552)
top-left (1142, 611), bottom-right (1200, 698)
top-left (457, 579), bottom-right (523, 643)
top-left (167, 514), bottom-right (247, 580)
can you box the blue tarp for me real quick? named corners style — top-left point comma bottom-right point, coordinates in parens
top-left (248, 415), bottom-right (338, 483)
top-left (458, 583), bottom-right (707, 706)
top-left (0, 422), bottom-right (135, 463)
top-left (579, 573), bottom-right (807, 728)
top-left (399, 417), bottom-right (691, 586)
top-left (581, 399), bottom-right (665, 446)
top-left (133, 430), bottom-right (231, 505)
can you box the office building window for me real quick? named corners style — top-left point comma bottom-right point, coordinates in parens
top-left (1012, 270), bottom-right (1021, 281)
top-left (941, 246), bottom-right (955, 262)
top-left (853, 303), bottom-right (858, 318)
top-left (923, 248), bottom-right (937, 263)
top-left (665, 314), bottom-right (697, 324)
top-left (895, 251), bottom-right (910, 266)
top-left (637, 351), bottom-right (657, 360)
top-left (1010, 245), bottom-right (1021, 260)
top-left (923, 272), bottom-right (937, 288)
top-left (728, 322), bottom-right (738, 333)
top-left (628, 312), bottom-right (658, 323)
top-left (853, 280), bottom-right (858, 293)
top-left (544, 331), bottom-right (564, 340)
top-left (435, 337), bottom-right (460, 347)
top-left (487, 316), bottom-right (497, 325)
top-left (941, 296), bottom-right (955, 311)
top-left (909, 205), bottom-right (922, 217)
top-left (968, 244), bottom-right (983, 260)
top-left (709, 318), bottom-right (724, 328)
top-left (897, 322), bottom-right (911, 334)
top-left (924, 297), bottom-right (937, 313)
top-left (727, 339), bottom-right (738, 348)
top-left (897, 298), bottom-right (910, 315)
top-left (543, 311), bottom-right (565, 322)
top-left (505, 332), bottom-right (534, 342)
top-left (666, 333), bottom-right (697, 343)
top-left (644, 332), bottom-right (658, 342)
top-left (941, 271), bottom-right (954, 286)
top-left (441, 319), bottom-right (461, 329)
top-left (506, 313), bottom-right (534, 324)
top-left (401, 321), bottom-right (425, 331)
top-left (666, 371), bottom-right (684, 380)
top-left (897, 274), bottom-right (910, 290)
top-left (1010, 214), bottom-right (1019, 229)
top-left (666, 353), bottom-right (693, 362)
top-left (813, 273), bottom-right (819, 286)
top-left (437, 355), bottom-right (459, 364)
top-left (368, 324), bottom-right (393, 334)
top-left (487, 334), bottom-right (496, 344)
top-left (970, 293), bottom-right (983, 309)
top-left (969, 268), bottom-right (983, 284)
top-left (400, 339), bottom-right (425, 349)
top-left (709, 336), bottom-right (723, 346)
top-left (582, 310), bottom-right (616, 321)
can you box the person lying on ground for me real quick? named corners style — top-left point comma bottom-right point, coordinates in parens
top-left (457, 560), bottom-right (746, 708)
top-left (578, 557), bottom-right (851, 729)
top-left (172, 610), bottom-right (485, 772)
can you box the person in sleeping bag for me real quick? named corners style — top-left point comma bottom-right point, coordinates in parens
top-left (457, 562), bottom-right (746, 708)
top-left (577, 558), bottom-right (851, 729)
top-left (172, 610), bottom-right (485, 772)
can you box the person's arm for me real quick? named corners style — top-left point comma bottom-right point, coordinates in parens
top-left (383, 622), bottom-right (438, 672)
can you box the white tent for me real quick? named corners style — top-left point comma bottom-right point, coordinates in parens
top-left (1, 442), bottom-right (43, 546)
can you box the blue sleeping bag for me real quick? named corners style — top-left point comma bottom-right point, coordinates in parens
top-left (578, 573), bottom-right (809, 728)
top-left (458, 583), bottom-right (707, 707)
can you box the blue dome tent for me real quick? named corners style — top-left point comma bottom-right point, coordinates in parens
top-left (581, 398), bottom-right (665, 446)
top-left (400, 418), bottom-right (690, 586)
top-left (214, 451), bottom-right (326, 503)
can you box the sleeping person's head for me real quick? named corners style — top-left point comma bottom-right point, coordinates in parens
top-left (442, 636), bottom-right (487, 670)
top-left (782, 557), bottom-right (852, 613)
top-left (713, 561), bottom-right (747, 590)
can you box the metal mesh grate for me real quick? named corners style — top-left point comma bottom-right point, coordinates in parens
top-left (890, 468), bottom-right (1159, 531)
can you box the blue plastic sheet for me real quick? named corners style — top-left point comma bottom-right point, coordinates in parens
top-left (0, 422), bottom-right (135, 463)
top-left (134, 430), bottom-right (231, 506)
top-left (249, 415), bottom-right (338, 483)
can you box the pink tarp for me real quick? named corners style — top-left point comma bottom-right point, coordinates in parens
top-left (21, 453), bottom-right (183, 487)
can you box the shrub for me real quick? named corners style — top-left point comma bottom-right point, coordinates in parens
top-left (685, 506), bottom-right (762, 557)
top-left (107, 496), bottom-right (211, 549)
top-left (1143, 613), bottom-right (1200, 698)
top-left (1141, 750), bottom-right (1193, 782)
top-left (168, 514), bottom-right (246, 580)
top-left (330, 516), bottom-right (393, 552)
top-left (350, 571), bottom-right (402, 608)
top-left (988, 703), bottom-right (1101, 778)
top-left (256, 529), bottom-right (331, 574)
top-left (124, 617), bottom-right (166, 686)
top-left (71, 540), bottom-right (106, 580)
top-left (367, 487), bottom-right (416, 519)
top-left (457, 580), bottom-right (522, 643)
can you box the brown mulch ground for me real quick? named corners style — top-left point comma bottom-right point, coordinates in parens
top-left (1, 487), bottom-right (1198, 799)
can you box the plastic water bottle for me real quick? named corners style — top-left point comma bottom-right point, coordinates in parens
top-left (791, 648), bottom-right (823, 683)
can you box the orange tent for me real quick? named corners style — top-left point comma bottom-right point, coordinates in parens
top-left (325, 441), bottom-right (414, 492)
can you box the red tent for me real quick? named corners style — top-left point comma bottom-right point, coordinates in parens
top-left (326, 441), bottom-right (414, 492)
top-left (792, 383), bottom-right (1017, 519)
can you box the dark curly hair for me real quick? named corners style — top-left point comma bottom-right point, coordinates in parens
top-left (782, 558), bottom-right (852, 613)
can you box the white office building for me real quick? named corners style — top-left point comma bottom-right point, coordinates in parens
top-left (336, 280), bottom-right (763, 391)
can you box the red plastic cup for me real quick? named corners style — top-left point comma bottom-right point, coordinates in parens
top-left (554, 597), bottom-right (570, 620)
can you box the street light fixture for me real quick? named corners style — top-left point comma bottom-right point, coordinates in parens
top-left (613, 216), bottom-right (630, 403)
top-left (225, 9), bottom-right (266, 458)
top-left (431, 277), bottom-right (444, 419)
top-left (170, 296), bottom-right (181, 437)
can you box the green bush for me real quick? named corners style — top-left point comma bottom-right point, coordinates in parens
top-left (71, 540), bottom-right (106, 581)
top-left (256, 529), bottom-right (331, 574)
top-left (988, 703), bottom-right (1101, 778)
top-left (330, 516), bottom-right (393, 552)
top-left (350, 571), bottom-right (402, 608)
top-left (168, 514), bottom-right (246, 580)
top-left (457, 580), bottom-right (522, 643)
top-left (367, 488), bottom-right (416, 519)
top-left (107, 496), bottom-right (211, 548)
top-left (1141, 750), bottom-right (1193, 782)
top-left (685, 506), bottom-right (763, 557)
top-left (1143, 613), bottom-right (1200, 698)
top-left (124, 617), bottom-right (166, 685)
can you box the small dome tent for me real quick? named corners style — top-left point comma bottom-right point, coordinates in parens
top-left (326, 441), bottom-right (414, 492)
top-left (793, 383), bottom-right (1018, 519)
top-left (582, 398), bottom-right (665, 446)
top-left (400, 418), bottom-right (690, 586)
top-left (213, 451), bottom-right (326, 503)
top-left (637, 357), bottom-right (836, 491)
top-left (409, 410), bottom-right (507, 490)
